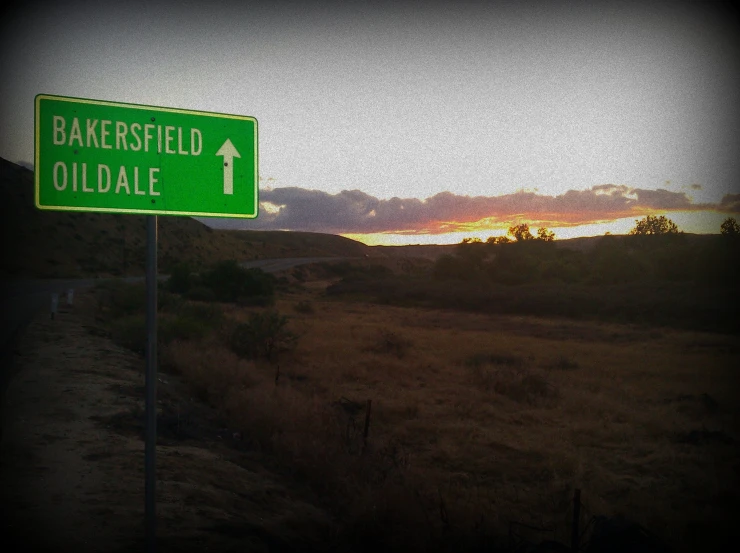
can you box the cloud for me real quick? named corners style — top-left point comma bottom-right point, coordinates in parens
top-left (200, 184), bottom-right (728, 234)
top-left (720, 194), bottom-right (740, 212)
top-left (632, 188), bottom-right (693, 210)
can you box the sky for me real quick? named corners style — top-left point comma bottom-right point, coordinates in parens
top-left (2, 0), bottom-right (739, 245)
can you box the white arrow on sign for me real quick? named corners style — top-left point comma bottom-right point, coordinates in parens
top-left (216, 139), bottom-right (241, 195)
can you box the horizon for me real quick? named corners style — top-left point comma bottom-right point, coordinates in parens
top-left (1, 156), bottom-right (732, 247)
top-left (2, 1), bottom-right (738, 246)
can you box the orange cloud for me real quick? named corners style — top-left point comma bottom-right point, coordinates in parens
top-left (201, 185), bottom-right (737, 235)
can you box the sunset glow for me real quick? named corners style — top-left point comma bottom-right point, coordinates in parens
top-left (342, 210), bottom-right (734, 246)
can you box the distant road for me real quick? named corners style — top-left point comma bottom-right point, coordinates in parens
top-left (239, 256), bottom-right (356, 273)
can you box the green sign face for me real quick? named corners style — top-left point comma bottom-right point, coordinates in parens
top-left (34, 94), bottom-right (258, 218)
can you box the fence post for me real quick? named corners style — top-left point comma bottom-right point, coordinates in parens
top-left (50, 293), bottom-right (59, 320)
top-left (362, 399), bottom-right (372, 451)
top-left (571, 488), bottom-right (581, 552)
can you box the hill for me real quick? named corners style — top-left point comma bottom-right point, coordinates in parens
top-left (2, 157), bottom-right (725, 278)
top-left (552, 233), bottom-right (723, 252)
top-left (375, 232), bottom-right (725, 258)
top-left (0, 158), bottom-right (374, 278)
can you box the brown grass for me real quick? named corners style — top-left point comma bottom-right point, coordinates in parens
top-left (105, 281), bottom-right (740, 551)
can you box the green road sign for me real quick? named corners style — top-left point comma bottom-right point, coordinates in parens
top-left (34, 94), bottom-right (258, 218)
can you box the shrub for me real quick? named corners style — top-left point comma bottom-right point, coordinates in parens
top-left (433, 254), bottom-right (468, 281)
top-left (320, 261), bottom-right (392, 281)
top-left (108, 282), bottom-right (146, 318)
top-left (167, 262), bottom-right (193, 294)
top-left (474, 366), bottom-right (558, 405)
top-left (488, 246), bottom-right (541, 285)
top-left (237, 294), bottom-right (275, 307)
top-left (186, 286), bottom-right (217, 302)
top-left (110, 314), bottom-right (147, 354)
top-left (159, 315), bottom-right (210, 344)
top-left (230, 310), bottom-right (298, 361)
top-left (505, 372), bottom-right (557, 403)
top-left (110, 313), bottom-right (209, 354)
top-left (464, 352), bottom-right (524, 369)
top-left (368, 329), bottom-right (413, 359)
top-left (96, 281), bottom-right (188, 319)
top-left (176, 302), bottom-right (223, 327)
top-left (545, 355), bottom-right (580, 370)
top-left (294, 300), bottom-right (315, 314)
top-left (201, 260), bottom-right (275, 303)
top-left (588, 247), bottom-right (648, 285)
top-left (157, 288), bottom-right (185, 312)
top-left (161, 340), bottom-right (256, 401)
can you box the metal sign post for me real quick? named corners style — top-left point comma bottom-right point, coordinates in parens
top-left (145, 215), bottom-right (157, 552)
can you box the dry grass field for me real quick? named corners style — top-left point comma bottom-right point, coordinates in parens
top-left (94, 272), bottom-right (740, 552)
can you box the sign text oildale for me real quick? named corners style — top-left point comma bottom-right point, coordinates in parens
top-left (35, 95), bottom-right (258, 218)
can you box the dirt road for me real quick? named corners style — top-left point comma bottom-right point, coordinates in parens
top-left (0, 291), bottom-right (335, 552)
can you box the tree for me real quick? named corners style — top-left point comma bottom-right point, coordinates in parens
top-left (720, 217), bottom-right (740, 237)
top-left (230, 310), bottom-right (298, 362)
top-left (536, 227), bottom-right (555, 242)
top-left (486, 235), bottom-right (511, 245)
top-left (508, 223), bottom-right (535, 242)
top-left (629, 215), bottom-right (680, 236)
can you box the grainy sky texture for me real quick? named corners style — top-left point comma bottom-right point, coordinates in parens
top-left (2, 0), bottom-right (739, 244)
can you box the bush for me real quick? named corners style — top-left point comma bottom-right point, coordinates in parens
top-left (502, 372), bottom-right (557, 404)
top-left (237, 294), bottom-right (275, 307)
top-left (110, 313), bottom-right (211, 354)
top-left (110, 314), bottom-right (147, 354)
top-left (107, 282), bottom-right (146, 318)
top-left (588, 247), bottom-right (648, 285)
top-left (157, 288), bottom-right (185, 311)
top-left (167, 262), bottom-right (193, 294)
top-left (294, 300), bottom-right (315, 314)
top-left (320, 261), bottom-right (392, 281)
top-left (433, 254), bottom-right (469, 281)
top-left (186, 286), bottom-right (217, 302)
top-left (230, 310), bottom-right (298, 361)
top-left (159, 315), bottom-right (210, 344)
top-left (176, 302), bottom-right (223, 327)
top-left (472, 364), bottom-right (558, 405)
top-left (545, 355), bottom-right (580, 370)
top-left (488, 246), bottom-right (541, 285)
top-left (201, 260), bottom-right (275, 303)
top-left (464, 352), bottom-right (524, 369)
top-left (368, 329), bottom-right (413, 359)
